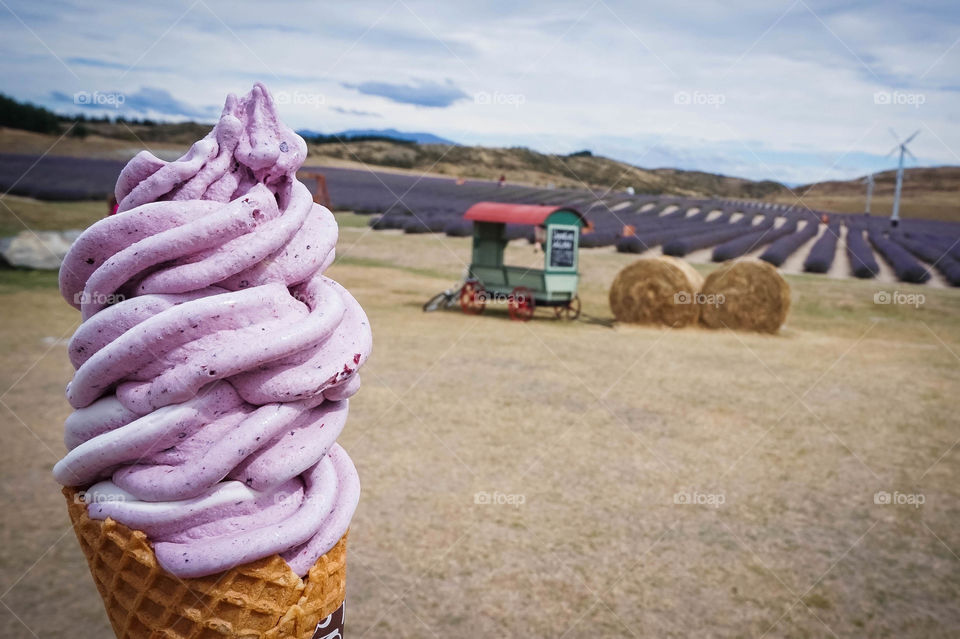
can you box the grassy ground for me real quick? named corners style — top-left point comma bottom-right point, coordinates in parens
top-left (2, 213), bottom-right (959, 637)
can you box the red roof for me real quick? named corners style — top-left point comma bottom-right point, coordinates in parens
top-left (463, 202), bottom-right (585, 226)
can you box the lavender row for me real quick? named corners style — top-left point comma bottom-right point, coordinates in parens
top-left (712, 219), bottom-right (799, 262)
top-left (662, 216), bottom-right (770, 256)
top-left (892, 233), bottom-right (960, 285)
top-left (867, 230), bottom-right (931, 284)
top-left (845, 225), bottom-right (881, 278)
top-left (0, 153), bottom-right (124, 200)
top-left (803, 224), bottom-right (841, 273)
top-left (760, 221), bottom-right (820, 266)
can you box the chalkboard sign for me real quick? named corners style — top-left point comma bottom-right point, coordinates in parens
top-left (549, 226), bottom-right (576, 269)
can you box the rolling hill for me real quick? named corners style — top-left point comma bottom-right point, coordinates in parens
top-left (767, 166), bottom-right (960, 222)
top-left (302, 139), bottom-right (787, 199)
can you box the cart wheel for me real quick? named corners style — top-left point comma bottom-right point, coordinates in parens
top-left (554, 295), bottom-right (581, 321)
top-left (508, 286), bottom-right (535, 322)
top-left (459, 281), bottom-right (486, 315)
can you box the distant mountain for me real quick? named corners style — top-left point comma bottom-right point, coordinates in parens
top-left (297, 128), bottom-right (458, 145)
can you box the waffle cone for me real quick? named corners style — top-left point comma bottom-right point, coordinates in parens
top-left (64, 487), bottom-right (347, 639)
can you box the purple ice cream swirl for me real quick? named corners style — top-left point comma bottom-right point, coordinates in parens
top-left (53, 84), bottom-right (371, 579)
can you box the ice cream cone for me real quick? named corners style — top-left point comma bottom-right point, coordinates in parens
top-left (64, 487), bottom-right (347, 639)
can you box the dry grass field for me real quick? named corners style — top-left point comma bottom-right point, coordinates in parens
top-left (765, 190), bottom-right (960, 224)
top-left (0, 127), bottom-right (188, 161)
top-left (1, 213), bottom-right (959, 638)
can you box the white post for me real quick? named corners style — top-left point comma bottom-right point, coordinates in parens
top-left (891, 147), bottom-right (905, 225)
top-left (865, 175), bottom-right (874, 214)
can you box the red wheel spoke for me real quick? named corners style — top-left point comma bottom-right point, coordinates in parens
top-left (508, 286), bottom-right (535, 322)
top-left (459, 281), bottom-right (486, 315)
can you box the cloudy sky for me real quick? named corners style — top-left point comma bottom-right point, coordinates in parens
top-left (2, 0), bottom-right (958, 184)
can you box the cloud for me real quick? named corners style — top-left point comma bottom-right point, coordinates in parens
top-left (330, 106), bottom-right (381, 118)
top-left (342, 79), bottom-right (468, 108)
top-left (2, 1), bottom-right (958, 182)
top-left (121, 87), bottom-right (217, 119)
top-left (48, 87), bottom-right (216, 120)
top-left (65, 57), bottom-right (127, 70)
top-left (65, 57), bottom-right (172, 73)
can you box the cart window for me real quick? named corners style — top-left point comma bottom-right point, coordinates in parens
top-left (548, 225), bottom-right (577, 269)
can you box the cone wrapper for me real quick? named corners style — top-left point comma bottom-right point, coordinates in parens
top-left (64, 487), bottom-right (347, 639)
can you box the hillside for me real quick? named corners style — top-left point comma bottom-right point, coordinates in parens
top-left (61, 119), bottom-right (216, 146)
top-left (766, 166), bottom-right (960, 222)
top-left (0, 126), bottom-right (188, 160)
top-left (303, 140), bottom-right (786, 198)
top-left (799, 166), bottom-right (960, 196)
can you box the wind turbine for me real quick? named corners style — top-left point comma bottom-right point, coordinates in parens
top-left (863, 173), bottom-right (875, 214)
top-left (886, 129), bottom-right (920, 227)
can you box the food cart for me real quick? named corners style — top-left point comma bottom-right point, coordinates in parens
top-left (457, 202), bottom-right (587, 321)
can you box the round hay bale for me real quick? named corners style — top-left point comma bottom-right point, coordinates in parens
top-left (699, 259), bottom-right (790, 333)
top-left (609, 256), bottom-right (704, 327)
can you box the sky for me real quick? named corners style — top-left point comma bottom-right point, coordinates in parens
top-left (1, 0), bottom-right (958, 185)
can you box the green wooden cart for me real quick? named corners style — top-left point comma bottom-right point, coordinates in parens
top-left (458, 202), bottom-right (587, 321)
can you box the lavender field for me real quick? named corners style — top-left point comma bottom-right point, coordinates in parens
top-left (3, 152), bottom-right (959, 286)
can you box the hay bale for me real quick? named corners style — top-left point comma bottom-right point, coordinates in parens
top-left (699, 259), bottom-right (790, 333)
top-left (609, 256), bottom-right (704, 327)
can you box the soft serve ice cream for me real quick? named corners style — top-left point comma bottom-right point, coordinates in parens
top-left (54, 83), bottom-right (371, 579)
